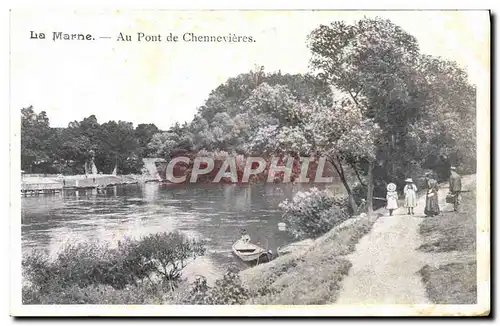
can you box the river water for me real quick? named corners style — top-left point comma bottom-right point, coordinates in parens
top-left (21, 182), bottom-right (344, 282)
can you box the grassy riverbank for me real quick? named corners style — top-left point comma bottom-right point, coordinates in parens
top-left (22, 212), bottom-right (379, 305)
top-left (418, 178), bottom-right (477, 304)
top-left (238, 214), bottom-right (379, 304)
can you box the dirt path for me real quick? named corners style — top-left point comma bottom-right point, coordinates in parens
top-left (336, 176), bottom-right (475, 304)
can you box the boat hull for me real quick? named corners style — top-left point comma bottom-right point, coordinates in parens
top-left (232, 240), bottom-right (273, 264)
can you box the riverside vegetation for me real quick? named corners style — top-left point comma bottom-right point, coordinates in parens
top-left (23, 189), bottom-right (376, 304)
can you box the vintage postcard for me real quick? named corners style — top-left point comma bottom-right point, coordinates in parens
top-left (9, 9), bottom-right (490, 317)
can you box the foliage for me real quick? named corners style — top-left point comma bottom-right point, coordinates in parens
top-left (182, 269), bottom-right (279, 305)
top-left (133, 232), bottom-right (206, 285)
top-left (148, 132), bottom-right (186, 159)
top-left (239, 82), bottom-right (381, 212)
top-left (145, 69), bottom-right (333, 158)
top-left (184, 270), bottom-right (250, 305)
top-left (95, 120), bottom-right (141, 174)
top-left (279, 188), bottom-right (351, 239)
top-left (21, 106), bottom-right (53, 171)
top-left (135, 123), bottom-right (161, 156)
top-left (407, 55), bottom-right (477, 174)
top-left (307, 16), bottom-right (476, 210)
top-left (22, 232), bottom-right (205, 304)
top-left (308, 17), bottom-right (420, 125)
top-left (21, 109), bottom-right (160, 174)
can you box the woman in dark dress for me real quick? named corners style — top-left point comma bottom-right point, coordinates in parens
top-left (424, 175), bottom-right (440, 217)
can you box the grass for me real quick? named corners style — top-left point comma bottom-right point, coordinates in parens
top-left (239, 214), bottom-right (379, 304)
top-left (418, 202), bottom-right (476, 253)
top-left (420, 262), bottom-right (477, 304)
top-left (417, 178), bottom-right (477, 304)
top-left (22, 282), bottom-right (174, 305)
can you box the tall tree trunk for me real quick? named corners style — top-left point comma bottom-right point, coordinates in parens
top-left (330, 157), bottom-right (358, 215)
top-left (350, 162), bottom-right (366, 187)
top-left (367, 160), bottom-right (375, 216)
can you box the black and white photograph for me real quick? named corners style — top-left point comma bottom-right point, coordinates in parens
top-left (9, 9), bottom-right (490, 316)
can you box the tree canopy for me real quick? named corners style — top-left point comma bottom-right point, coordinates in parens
top-left (21, 109), bottom-right (161, 175)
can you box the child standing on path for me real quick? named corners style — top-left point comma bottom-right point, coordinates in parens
top-left (386, 183), bottom-right (398, 216)
top-left (403, 178), bottom-right (418, 215)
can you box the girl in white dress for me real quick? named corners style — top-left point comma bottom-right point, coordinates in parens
top-left (386, 183), bottom-right (398, 216)
top-left (403, 178), bottom-right (418, 215)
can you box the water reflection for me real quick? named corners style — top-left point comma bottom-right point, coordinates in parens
top-left (22, 183), bottom-right (343, 274)
top-left (143, 183), bottom-right (158, 202)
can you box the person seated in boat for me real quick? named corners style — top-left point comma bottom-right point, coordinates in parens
top-left (240, 229), bottom-right (251, 243)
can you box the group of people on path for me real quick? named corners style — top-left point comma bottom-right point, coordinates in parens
top-left (385, 166), bottom-right (462, 217)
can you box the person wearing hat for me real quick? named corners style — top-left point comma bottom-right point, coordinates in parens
top-left (240, 229), bottom-right (251, 243)
top-left (449, 166), bottom-right (462, 212)
top-left (403, 178), bottom-right (418, 215)
top-left (386, 183), bottom-right (398, 216)
top-left (424, 173), bottom-right (440, 217)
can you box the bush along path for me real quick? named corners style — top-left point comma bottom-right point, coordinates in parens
top-left (336, 175), bottom-right (476, 304)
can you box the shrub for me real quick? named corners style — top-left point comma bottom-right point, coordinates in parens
top-left (22, 251), bottom-right (53, 292)
top-left (183, 270), bottom-right (251, 305)
top-left (22, 231), bottom-right (205, 304)
top-left (52, 241), bottom-right (141, 290)
top-left (23, 240), bottom-right (155, 292)
top-left (279, 188), bottom-right (351, 239)
top-left (133, 232), bottom-right (206, 287)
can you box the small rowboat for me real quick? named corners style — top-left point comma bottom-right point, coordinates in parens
top-left (232, 239), bottom-right (273, 264)
top-left (277, 238), bottom-right (314, 256)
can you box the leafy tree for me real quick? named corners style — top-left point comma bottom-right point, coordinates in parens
top-left (308, 17), bottom-right (477, 209)
top-left (96, 120), bottom-right (140, 174)
top-left (312, 96), bottom-right (382, 212)
top-left (308, 17), bottom-right (423, 213)
top-left (135, 123), bottom-right (160, 157)
top-left (21, 106), bottom-right (54, 172)
top-left (21, 108), bottom-right (159, 175)
top-left (241, 81), bottom-right (381, 212)
top-left (407, 55), bottom-right (477, 176)
top-left (146, 68), bottom-right (332, 159)
top-left (148, 132), bottom-right (187, 159)
top-left (134, 232), bottom-right (206, 287)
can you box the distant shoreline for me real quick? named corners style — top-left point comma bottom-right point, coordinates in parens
top-left (20, 173), bottom-right (348, 197)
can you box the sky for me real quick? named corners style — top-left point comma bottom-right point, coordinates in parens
top-left (10, 10), bottom-right (489, 130)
